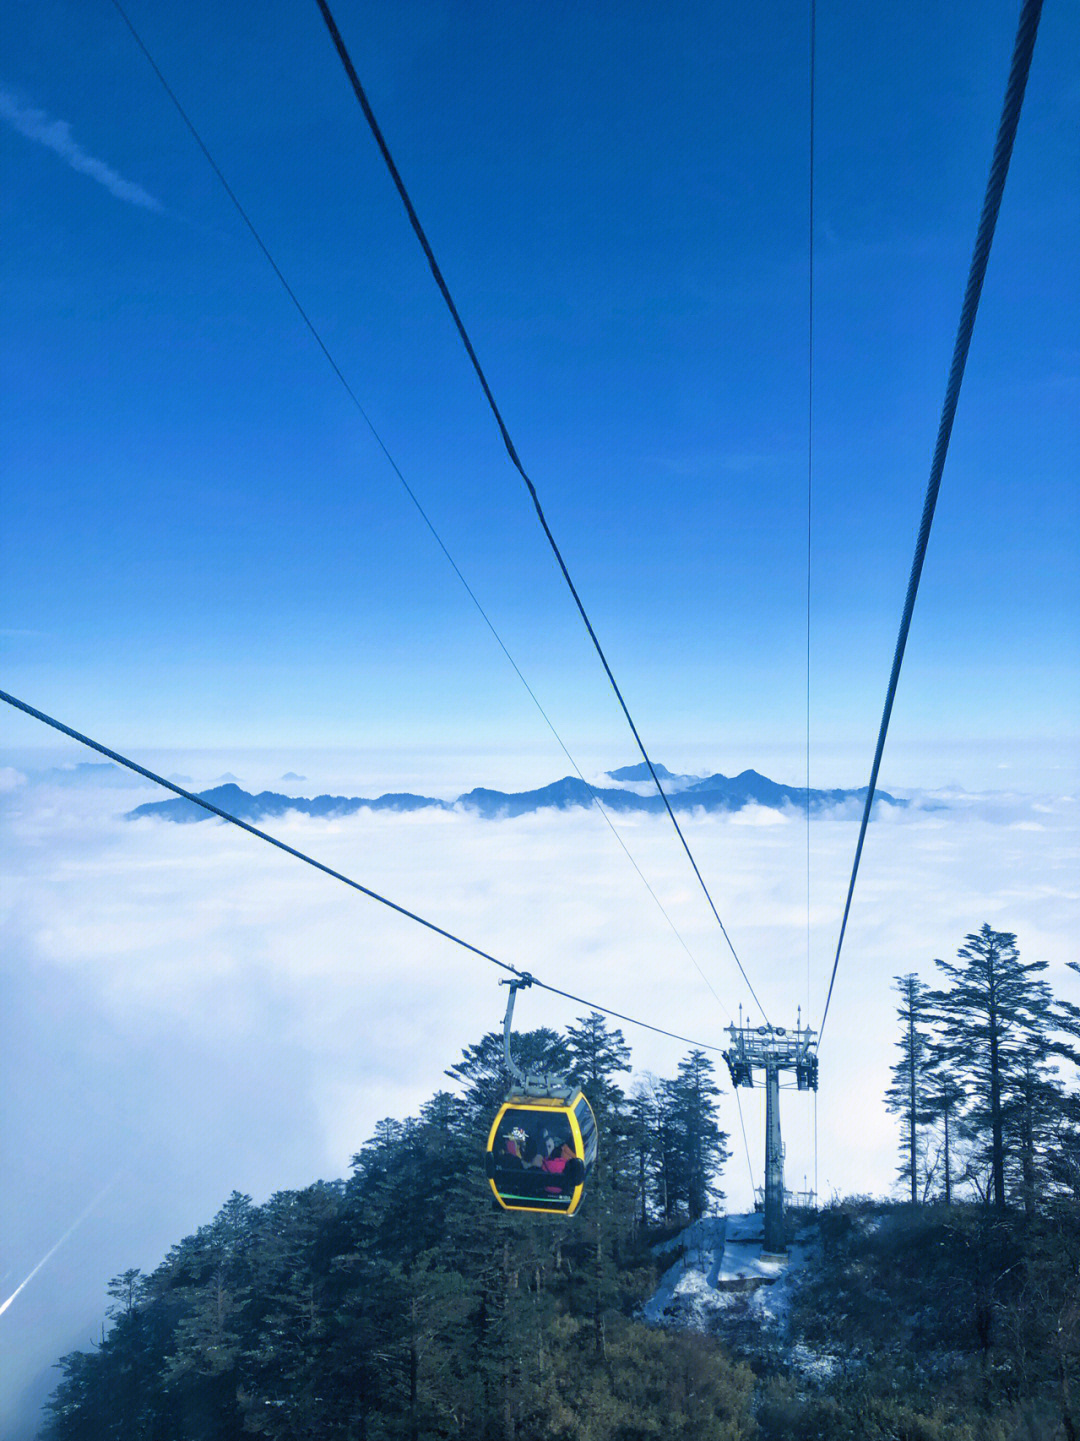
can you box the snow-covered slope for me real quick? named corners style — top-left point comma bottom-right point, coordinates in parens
top-left (643, 1212), bottom-right (836, 1378)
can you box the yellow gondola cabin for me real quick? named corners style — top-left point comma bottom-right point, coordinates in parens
top-left (485, 975), bottom-right (598, 1216)
top-left (485, 1089), bottom-right (597, 1215)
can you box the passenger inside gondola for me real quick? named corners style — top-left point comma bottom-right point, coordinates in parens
top-left (531, 1125), bottom-right (577, 1194)
top-left (492, 1112), bottom-right (579, 1200)
top-left (503, 1125), bottom-right (529, 1163)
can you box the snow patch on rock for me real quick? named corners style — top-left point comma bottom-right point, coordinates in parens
top-left (643, 1212), bottom-right (828, 1365)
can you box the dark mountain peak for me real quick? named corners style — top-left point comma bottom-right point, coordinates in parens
top-left (606, 762), bottom-right (675, 782)
top-left (129, 783), bottom-right (253, 824)
top-left (201, 783), bottom-right (248, 803)
top-left (458, 776), bottom-right (597, 818)
top-left (686, 771), bottom-right (728, 791)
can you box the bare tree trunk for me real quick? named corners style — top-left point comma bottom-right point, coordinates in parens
top-left (1062, 1345), bottom-right (1078, 1441)
top-left (639, 1146), bottom-right (647, 1229)
top-left (908, 1004), bottom-right (918, 1205)
top-left (594, 1192), bottom-right (606, 1359)
top-left (501, 1241), bottom-right (515, 1441)
top-left (1059, 1291), bottom-right (1079, 1441)
top-left (409, 1294), bottom-right (419, 1441)
top-left (1021, 1073), bottom-right (1036, 1220)
top-left (988, 966), bottom-right (1006, 1209)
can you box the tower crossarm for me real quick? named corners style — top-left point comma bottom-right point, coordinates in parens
top-left (723, 1020), bottom-right (819, 1091)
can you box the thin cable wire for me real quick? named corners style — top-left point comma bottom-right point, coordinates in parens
top-left (0, 689), bottom-right (728, 1054)
top-left (108, 0), bottom-right (732, 1023)
top-left (806, 0), bottom-right (818, 1195)
top-left (312, 0), bottom-right (768, 1024)
top-left (807, 1089), bottom-right (819, 1204)
top-left (734, 1087), bottom-right (756, 1197)
top-left (805, 0), bottom-right (815, 1035)
top-left (817, 0), bottom-right (1043, 1046)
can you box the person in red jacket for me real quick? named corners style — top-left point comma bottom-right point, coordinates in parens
top-left (537, 1131), bottom-right (577, 1194)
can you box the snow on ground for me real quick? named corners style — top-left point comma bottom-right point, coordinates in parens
top-left (747, 1227), bottom-right (815, 1327)
top-left (643, 1217), bottom-right (738, 1329)
top-left (643, 1212), bottom-right (840, 1381)
top-left (643, 1213), bottom-right (785, 1330)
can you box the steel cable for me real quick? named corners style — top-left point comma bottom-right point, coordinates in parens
top-left (734, 1087), bottom-right (757, 1197)
top-left (108, 0), bottom-right (732, 1022)
top-left (312, 0), bottom-right (768, 1021)
top-left (1, 690), bottom-right (726, 1055)
top-left (817, 0), bottom-right (1044, 1045)
top-left (806, 0), bottom-right (818, 1189)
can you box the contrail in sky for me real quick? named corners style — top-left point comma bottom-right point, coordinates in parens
top-left (0, 1179), bottom-right (118, 1318)
top-left (0, 89), bottom-right (163, 212)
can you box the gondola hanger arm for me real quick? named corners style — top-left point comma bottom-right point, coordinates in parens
top-left (500, 974), bottom-right (572, 1097)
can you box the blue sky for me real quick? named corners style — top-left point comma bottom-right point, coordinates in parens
top-left (3, 0), bottom-right (1077, 788)
top-left (1, 7), bottom-right (1078, 1429)
top-left (4, 0), bottom-right (1072, 789)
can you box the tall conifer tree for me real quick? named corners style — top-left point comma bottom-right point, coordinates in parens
top-left (884, 974), bottom-right (935, 1204)
top-left (923, 1063), bottom-right (967, 1205)
top-left (668, 1051), bottom-right (729, 1220)
top-left (565, 1011), bottom-right (631, 1113)
top-left (929, 925), bottom-right (1053, 1209)
top-left (445, 1026), bottom-right (570, 1125)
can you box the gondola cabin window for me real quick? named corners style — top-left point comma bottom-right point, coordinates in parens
top-left (485, 1092), bottom-right (595, 1216)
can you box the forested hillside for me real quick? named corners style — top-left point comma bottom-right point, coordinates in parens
top-left (752, 1198), bottom-right (1080, 1441)
top-left (42, 931), bottom-right (1080, 1440)
top-left (43, 1018), bottom-right (754, 1439)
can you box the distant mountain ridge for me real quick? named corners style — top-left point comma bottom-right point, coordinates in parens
top-left (126, 768), bottom-right (904, 824)
top-left (606, 762), bottom-right (677, 781)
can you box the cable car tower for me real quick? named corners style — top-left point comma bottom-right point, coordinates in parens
top-left (723, 1010), bottom-right (818, 1256)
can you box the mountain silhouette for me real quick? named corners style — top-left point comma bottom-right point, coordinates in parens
top-left (129, 783), bottom-right (446, 824)
top-left (39, 762), bottom-right (144, 789)
top-left (128, 768), bottom-right (904, 824)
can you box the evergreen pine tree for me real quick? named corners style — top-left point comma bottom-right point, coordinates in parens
top-left (883, 974), bottom-right (936, 1203)
top-left (154, 1194), bottom-right (259, 1439)
top-left (1042, 965), bottom-right (1080, 1205)
top-left (626, 1084), bottom-right (662, 1227)
top-left (923, 1063), bottom-right (967, 1205)
top-left (564, 1011), bottom-right (631, 1113)
top-left (445, 1026), bottom-right (570, 1126)
top-left (1008, 1052), bottom-right (1067, 1219)
top-left (929, 925), bottom-right (1054, 1209)
top-left (667, 1051), bottom-right (729, 1220)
